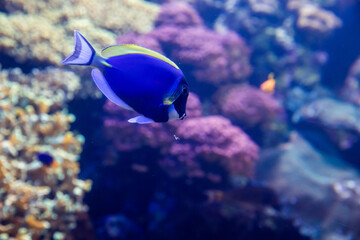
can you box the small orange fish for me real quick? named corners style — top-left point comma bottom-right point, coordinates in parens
top-left (50, 160), bottom-right (59, 169)
top-left (260, 73), bottom-right (276, 94)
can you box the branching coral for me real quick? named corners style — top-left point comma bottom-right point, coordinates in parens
top-left (0, 0), bottom-right (159, 66)
top-left (248, 0), bottom-right (279, 15)
top-left (0, 67), bottom-right (91, 239)
top-left (287, 1), bottom-right (342, 35)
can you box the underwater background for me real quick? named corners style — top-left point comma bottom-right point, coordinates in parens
top-left (0, 0), bottom-right (360, 239)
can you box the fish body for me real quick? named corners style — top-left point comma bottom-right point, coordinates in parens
top-left (62, 30), bottom-right (188, 124)
top-left (36, 152), bottom-right (57, 168)
top-left (260, 73), bottom-right (276, 94)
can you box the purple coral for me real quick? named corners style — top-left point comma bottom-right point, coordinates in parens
top-left (184, 93), bottom-right (203, 118)
top-left (155, 2), bottom-right (203, 27)
top-left (160, 116), bottom-right (259, 180)
top-left (216, 85), bottom-right (283, 128)
top-left (103, 93), bottom-right (258, 182)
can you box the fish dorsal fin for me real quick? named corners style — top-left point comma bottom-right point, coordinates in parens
top-left (101, 45), bottom-right (179, 70)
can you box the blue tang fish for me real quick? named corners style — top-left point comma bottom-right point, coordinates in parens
top-left (36, 152), bottom-right (54, 166)
top-left (62, 30), bottom-right (189, 124)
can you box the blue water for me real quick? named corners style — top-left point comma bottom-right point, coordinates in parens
top-left (1, 1), bottom-right (360, 240)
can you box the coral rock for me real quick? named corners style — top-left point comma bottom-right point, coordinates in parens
top-left (257, 132), bottom-right (360, 239)
top-left (341, 57), bottom-right (360, 106)
top-left (292, 98), bottom-right (360, 149)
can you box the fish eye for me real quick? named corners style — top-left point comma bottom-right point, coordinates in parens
top-left (182, 87), bottom-right (189, 95)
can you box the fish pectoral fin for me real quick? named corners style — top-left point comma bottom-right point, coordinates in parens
top-left (91, 68), bottom-right (134, 111)
top-left (128, 116), bottom-right (154, 124)
top-left (163, 99), bottom-right (173, 106)
top-left (162, 93), bottom-right (177, 106)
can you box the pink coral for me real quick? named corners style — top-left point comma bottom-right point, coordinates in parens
top-left (184, 93), bottom-right (203, 118)
top-left (160, 116), bottom-right (259, 180)
top-left (216, 85), bottom-right (283, 128)
top-left (162, 27), bottom-right (252, 84)
top-left (155, 2), bottom-right (203, 27)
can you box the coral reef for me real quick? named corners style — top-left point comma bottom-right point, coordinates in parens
top-left (0, 0), bottom-right (159, 66)
top-left (257, 132), bottom-right (360, 239)
top-left (117, 2), bottom-right (252, 86)
top-left (341, 57), bottom-right (360, 106)
top-left (103, 93), bottom-right (258, 183)
top-left (155, 1), bottom-right (203, 27)
top-left (160, 115), bottom-right (259, 181)
top-left (1, 0), bottom-right (357, 239)
top-left (215, 84), bottom-right (283, 128)
top-left (0, 67), bottom-right (92, 239)
top-left (96, 214), bottom-right (143, 239)
top-left (292, 98), bottom-right (360, 149)
top-left (189, 0), bottom-right (339, 93)
top-left (204, 185), bottom-right (309, 240)
top-left (66, 1), bottom-right (360, 239)
top-left (287, 1), bottom-right (342, 35)
top-left (248, 0), bottom-right (280, 15)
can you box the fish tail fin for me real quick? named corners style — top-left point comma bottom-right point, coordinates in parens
top-left (61, 30), bottom-right (96, 65)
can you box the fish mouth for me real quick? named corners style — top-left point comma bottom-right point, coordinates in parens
top-left (180, 113), bottom-right (186, 120)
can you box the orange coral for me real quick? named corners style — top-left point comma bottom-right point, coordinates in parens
top-left (0, 67), bottom-right (91, 239)
top-left (0, 0), bottom-right (159, 66)
top-left (25, 215), bottom-right (50, 229)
